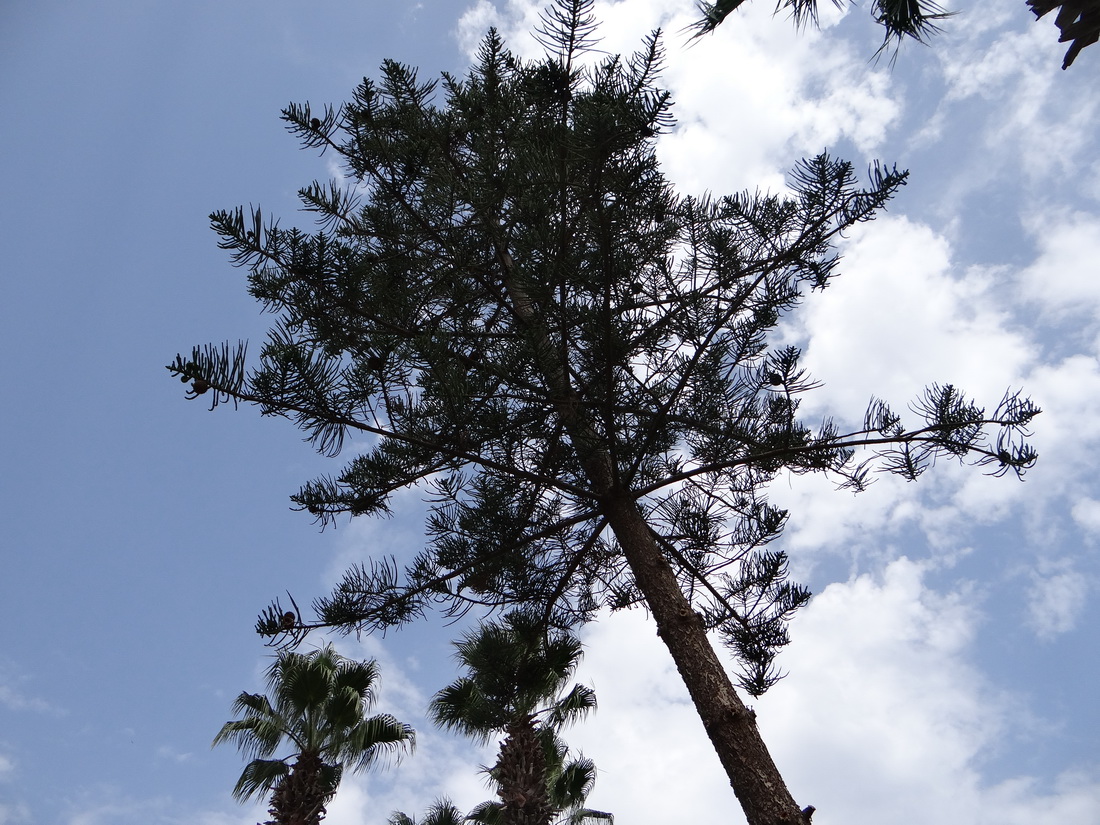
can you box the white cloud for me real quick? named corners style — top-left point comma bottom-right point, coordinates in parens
top-left (1020, 354), bottom-right (1100, 493)
top-left (760, 559), bottom-right (1001, 822)
top-left (757, 214), bottom-right (1043, 562)
top-left (790, 215), bottom-right (1033, 419)
top-left (61, 791), bottom-right (267, 825)
top-left (1019, 210), bottom-right (1100, 320)
top-left (64, 796), bottom-right (163, 825)
top-left (549, 608), bottom-right (733, 823)
top-left (934, 0), bottom-right (1100, 191)
top-left (941, 13), bottom-right (1049, 103)
top-left (1025, 556), bottom-right (1090, 640)
top-left (454, 0), bottom-right (899, 197)
top-left (0, 667), bottom-right (62, 716)
top-left (553, 558), bottom-right (1100, 825)
top-left (1070, 497), bottom-right (1100, 534)
top-left (154, 745), bottom-right (193, 764)
top-left (646, 2), bottom-right (899, 196)
top-left (0, 803), bottom-right (31, 825)
top-left (456, 0), bottom-right (542, 58)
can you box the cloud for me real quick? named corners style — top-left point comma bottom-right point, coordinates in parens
top-left (932, 0), bottom-right (1100, 195)
top-left (1070, 497), bottom-right (1100, 535)
top-left (59, 789), bottom-right (265, 825)
top-left (456, 0), bottom-right (542, 57)
top-left (453, 0), bottom-right (899, 198)
top-left (1025, 556), bottom-right (1090, 640)
top-left (619, 0), bottom-right (898, 196)
top-left (63, 794), bottom-right (167, 825)
top-left (323, 737), bottom-right (495, 825)
top-left (754, 212), bottom-right (1048, 569)
top-left (1019, 210), bottom-right (1100, 322)
top-left (0, 754), bottom-right (28, 824)
top-left (1020, 354), bottom-right (1100, 495)
top-left (553, 558), bottom-right (1100, 825)
top-left (0, 803), bottom-right (31, 825)
top-left (0, 665), bottom-right (63, 716)
top-left (154, 745), bottom-right (194, 764)
top-left (789, 215), bottom-right (1034, 420)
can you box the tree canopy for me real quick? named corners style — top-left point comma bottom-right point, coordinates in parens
top-left (213, 645), bottom-right (414, 824)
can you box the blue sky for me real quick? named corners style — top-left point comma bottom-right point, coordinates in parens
top-left (1, 2), bottom-right (1097, 824)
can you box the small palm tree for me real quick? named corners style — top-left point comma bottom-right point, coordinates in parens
top-left (541, 745), bottom-right (612, 825)
top-left (429, 612), bottom-right (609, 825)
top-left (388, 799), bottom-right (467, 825)
top-left (213, 645), bottom-right (415, 825)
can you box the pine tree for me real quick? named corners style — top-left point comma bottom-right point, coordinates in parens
top-left (172, 3), bottom-right (1038, 822)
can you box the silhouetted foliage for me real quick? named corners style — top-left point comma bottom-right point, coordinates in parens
top-left (691, 0), bottom-right (1098, 68)
top-left (212, 646), bottom-right (414, 825)
top-left (1029, 0), bottom-right (1100, 67)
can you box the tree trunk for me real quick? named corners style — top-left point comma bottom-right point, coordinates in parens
top-left (495, 715), bottom-right (553, 825)
top-left (267, 751), bottom-right (330, 825)
top-left (602, 488), bottom-right (807, 825)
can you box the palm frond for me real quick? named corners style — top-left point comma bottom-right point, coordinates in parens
top-left (213, 644), bottom-right (413, 812)
top-left (546, 684), bottom-right (597, 729)
top-left (429, 678), bottom-right (501, 744)
top-left (212, 712), bottom-right (285, 760)
top-left (687, 0), bottom-right (749, 40)
top-left (551, 754), bottom-right (597, 807)
top-left (231, 758), bottom-right (290, 802)
top-left (343, 714), bottom-right (416, 770)
top-left (391, 799), bottom-right (467, 825)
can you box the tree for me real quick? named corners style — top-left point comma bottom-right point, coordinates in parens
top-left (688, 0), bottom-right (953, 58)
top-left (391, 750), bottom-right (608, 825)
top-left (427, 611), bottom-right (609, 825)
top-left (389, 800), bottom-right (467, 825)
top-left (212, 645), bottom-right (415, 825)
top-left (1028, 0), bottom-right (1100, 68)
top-left (692, 0), bottom-right (1099, 68)
top-left (173, 2), bottom-right (1038, 822)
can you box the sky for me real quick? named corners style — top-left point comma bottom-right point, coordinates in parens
top-left (1, 1), bottom-right (1098, 824)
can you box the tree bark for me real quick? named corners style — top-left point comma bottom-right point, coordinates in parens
top-left (495, 716), bottom-right (553, 825)
top-left (267, 751), bottom-right (329, 825)
top-left (602, 488), bottom-right (806, 825)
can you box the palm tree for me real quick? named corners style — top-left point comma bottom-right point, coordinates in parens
top-left (541, 745), bottom-right (612, 825)
top-left (1029, 0), bottom-right (1100, 68)
top-left (213, 645), bottom-right (415, 825)
top-left (390, 746), bottom-right (610, 825)
top-left (428, 612), bottom-right (609, 825)
top-left (388, 799), bottom-right (467, 825)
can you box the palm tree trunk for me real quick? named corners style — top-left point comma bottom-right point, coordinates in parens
top-left (267, 752), bottom-right (330, 825)
top-left (602, 489), bottom-right (807, 825)
top-left (495, 716), bottom-right (554, 825)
